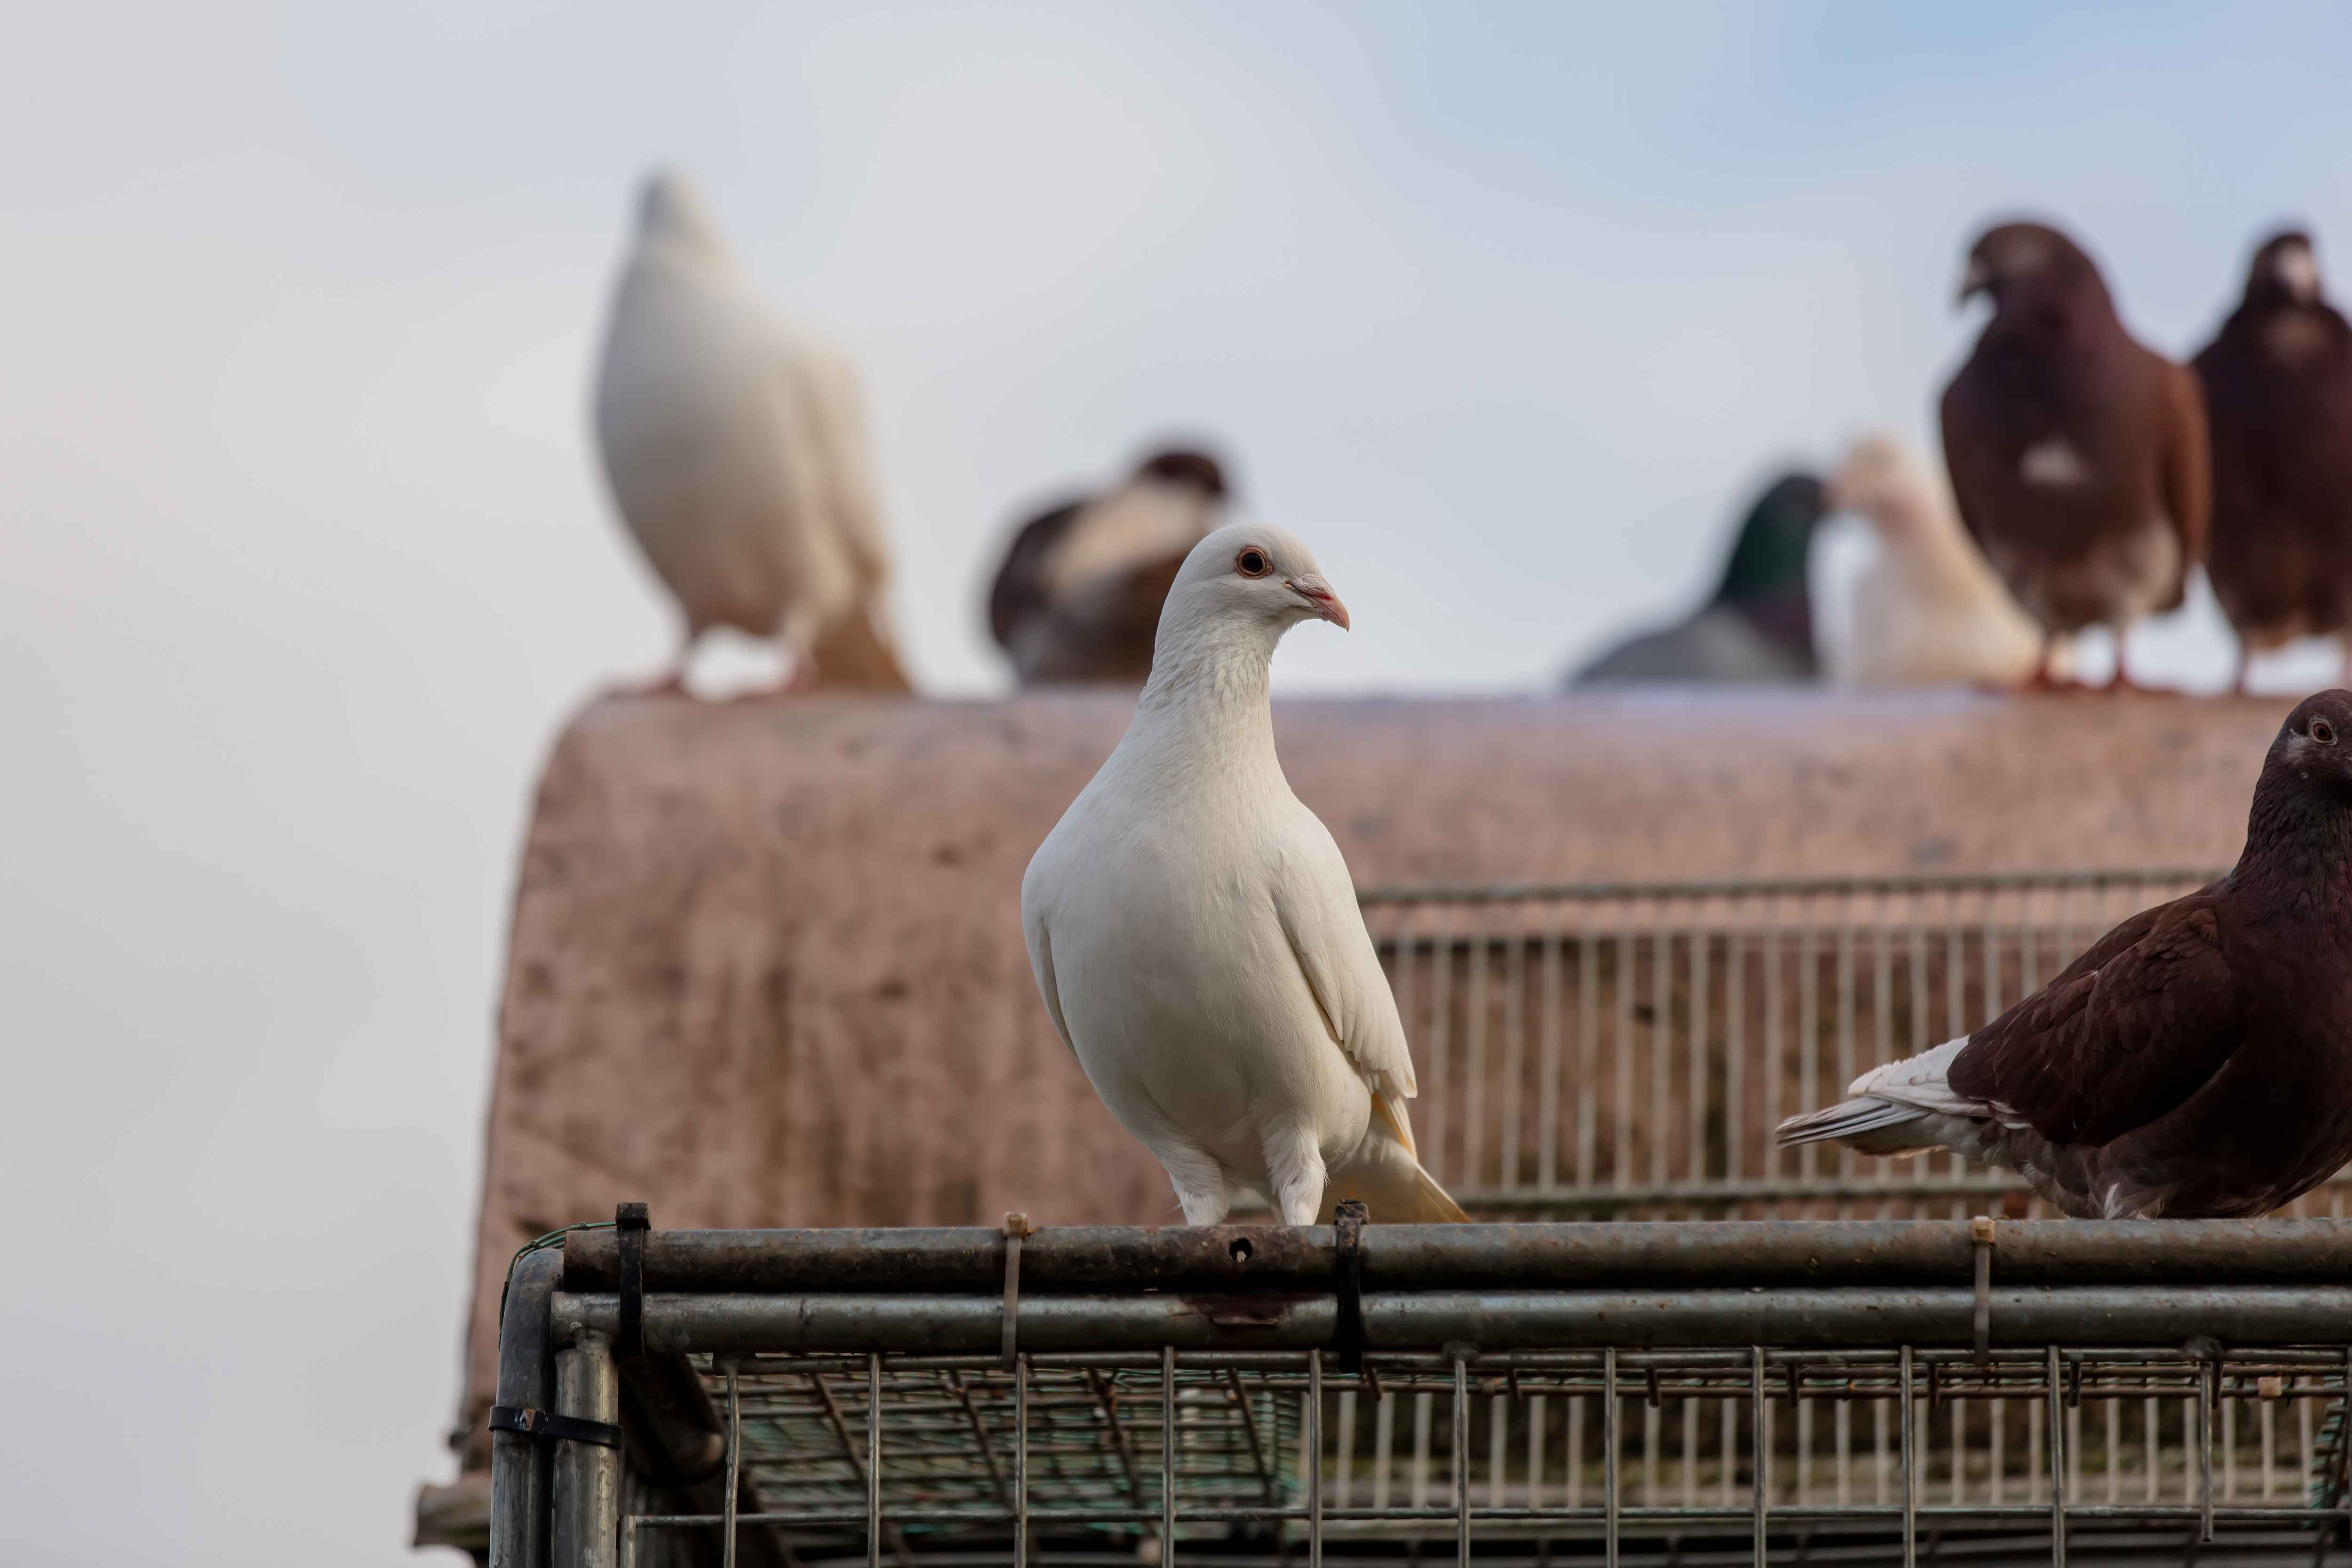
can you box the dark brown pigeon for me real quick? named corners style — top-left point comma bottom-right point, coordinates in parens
top-left (1778, 690), bottom-right (2352, 1218)
top-left (1939, 220), bottom-right (2211, 690)
top-left (2194, 230), bottom-right (2352, 691)
top-left (986, 448), bottom-right (1228, 685)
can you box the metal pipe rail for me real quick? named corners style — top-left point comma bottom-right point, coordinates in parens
top-left (496, 1219), bottom-right (2352, 1568)
top-left (561, 1219), bottom-right (2352, 1294)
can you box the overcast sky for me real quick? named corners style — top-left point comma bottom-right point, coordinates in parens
top-left (8, 5), bottom-right (2352, 1563)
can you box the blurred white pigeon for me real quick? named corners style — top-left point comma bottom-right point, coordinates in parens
top-left (1021, 522), bottom-right (1468, 1226)
top-left (1830, 434), bottom-right (2057, 687)
top-left (593, 169), bottom-right (907, 694)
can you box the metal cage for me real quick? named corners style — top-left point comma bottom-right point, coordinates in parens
top-left (1355, 868), bottom-right (2352, 1219)
top-left (489, 1218), bottom-right (2352, 1568)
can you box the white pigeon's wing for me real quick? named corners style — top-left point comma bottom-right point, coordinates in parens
top-left (1021, 861), bottom-right (1080, 1061)
top-left (796, 339), bottom-right (894, 590)
top-left (1271, 810), bottom-right (1418, 1108)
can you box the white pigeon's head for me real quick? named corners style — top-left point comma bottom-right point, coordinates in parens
top-left (1828, 434), bottom-right (1937, 538)
top-left (1160, 520), bottom-right (1349, 643)
top-left (634, 167), bottom-right (728, 256)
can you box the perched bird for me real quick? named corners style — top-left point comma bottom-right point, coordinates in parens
top-left (1829, 434), bottom-right (2054, 686)
top-left (594, 169), bottom-right (908, 694)
top-left (1778, 690), bottom-right (2352, 1218)
top-left (1568, 473), bottom-right (1828, 684)
top-left (988, 449), bottom-right (1230, 685)
top-left (1021, 521), bottom-right (1468, 1225)
top-left (2194, 229), bottom-right (2352, 691)
top-left (1939, 220), bottom-right (2210, 690)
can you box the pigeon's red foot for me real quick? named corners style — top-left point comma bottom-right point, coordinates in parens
top-left (2012, 667), bottom-right (2091, 696)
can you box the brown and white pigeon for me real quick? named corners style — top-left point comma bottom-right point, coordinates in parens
top-left (2194, 229), bottom-right (2352, 691)
top-left (1778, 690), bottom-right (2352, 1218)
top-left (987, 448), bottom-right (1229, 685)
top-left (1939, 220), bottom-right (2211, 690)
top-left (594, 169), bottom-right (908, 695)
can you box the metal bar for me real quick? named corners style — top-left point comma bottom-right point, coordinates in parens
top-left (1454, 1353), bottom-right (1471, 1568)
top-left (1335, 1387), bottom-right (1356, 1510)
top-left (1354, 868), bottom-right (2230, 904)
top-left (867, 1354), bottom-right (883, 1568)
top-left (1691, 924), bottom-right (1711, 1192)
top-left (2048, 1345), bottom-right (2066, 1568)
top-left (492, 1247), bottom-right (561, 1568)
top-left (1577, 920), bottom-right (1599, 1187)
top-left (1015, 1355), bottom-right (1029, 1568)
top-left (1372, 1390), bottom-right (1394, 1512)
top-left (941, 1370), bottom-right (1011, 1506)
top-left (1538, 925), bottom-right (1563, 1191)
top-left (1450, 1174), bottom-right (2029, 1210)
top-left (555, 1285), bottom-right (2352, 1354)
top-left (1726, 901), bottom-right (1747, 1201)
top-left (573, 1217), bottom-right (2352, 1289)
top-left (552, 1330), bottom-right (619, 1568)
top-left (1605, 1347), bottom-right (1621, 1568)
top-left (724, 1361), bottom-right (741, 1568)
top-left (1502, 917), bottom-right (1526, 1192)
top-left (1161, 1346), bottom-right (1176, 1566)
top-left (1753, 1345), bottom-right (1768, 1567)
top-left (1466, 924), bottom-right (1489, 1191)
top-left (1902, 1345), bottom-right (1916, 1568)
top-left (1613, 927), bottom-right (1632, 1195)
top-left (1650, 920), bottom-right (1669, 1193)
top-left (1083, 1368), bottom-right (1147, 1517)
top-left (1528, 1391), bottom-right (1547, 1512)
top-left (2201, 1345), bottom-right (2217, 1541)
top-left (1430, 919), bottom-right (1454, 1184)
top-left (1307, 1354), bottom-right (1323, 1568)
top-left (1224, 1368), bottom-right (1276, 1504)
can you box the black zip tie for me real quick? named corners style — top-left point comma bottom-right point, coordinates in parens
top-left (489, 1405), bottom-right (624, 1449)
top-left (1332, 1198), bottom-right (1368, 1374)
top-left (617, 1202), bottom-right (650, 1360)
top-left (1001, 1211), bottom-right (1033, 1371)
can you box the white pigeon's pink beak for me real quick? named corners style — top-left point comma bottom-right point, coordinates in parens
top-left (1286, 575), bottom-right (1349, 630)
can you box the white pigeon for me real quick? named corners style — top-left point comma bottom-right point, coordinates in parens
top-left (1021, 521), bottom-right (1469, 1226)
top-left (1830, 434), bottom-right (2058, 687)
top-left (593, 168), bottom-right (906, 693)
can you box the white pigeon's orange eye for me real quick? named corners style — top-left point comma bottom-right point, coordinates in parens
top-left (2313, 718), bottom-right (2338, 746)
top-left (1235, 547), bottom-right (1273, 578)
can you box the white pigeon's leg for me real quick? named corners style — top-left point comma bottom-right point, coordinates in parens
top-left (1152, 1137), bottom-right (1233, 1226)
top-left (1262, 1120), bottom-right (1329, 1228)
top-left (2337, 633), bottom-right (2352, 692)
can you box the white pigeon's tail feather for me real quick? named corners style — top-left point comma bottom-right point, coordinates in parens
top-left (1331, 1095), bottom-right (1471, 1222)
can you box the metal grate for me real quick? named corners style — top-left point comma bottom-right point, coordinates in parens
top-left (1352, 869), bottom-right (2352, 1219)
top-left (492, 1222), bottom-right (2352, 1568)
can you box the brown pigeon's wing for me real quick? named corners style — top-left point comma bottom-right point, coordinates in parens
top-left (1947, 894), bottom-right (2240, 1148)
top-left (1937, 378), bottom-right (1994, 553)
top-left (2153, 357), bottom-right (2213, 606)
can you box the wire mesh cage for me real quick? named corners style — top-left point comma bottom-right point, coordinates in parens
top-left (490, 1220), bottom-right (2352, 1568)
top-left (1355, 869), bottom-right (2352, 1220)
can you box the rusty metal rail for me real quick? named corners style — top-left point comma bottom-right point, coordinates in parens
top-left (492, 1218), bottom-right (2352, 1568)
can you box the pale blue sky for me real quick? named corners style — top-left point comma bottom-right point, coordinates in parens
top-left (6, 6), bottom-right (2352, 1562)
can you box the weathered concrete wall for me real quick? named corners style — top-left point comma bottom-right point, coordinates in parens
top-left (446, 687), bottom-right (2298, 1468)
